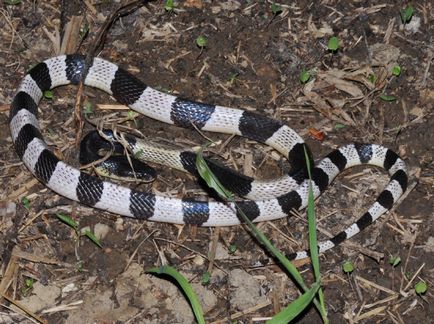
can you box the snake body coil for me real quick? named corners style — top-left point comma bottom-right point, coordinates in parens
top-left (10, 55), bottom-right (408, 260)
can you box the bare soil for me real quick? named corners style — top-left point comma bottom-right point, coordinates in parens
top-left (0, 1), bottom-right (433, 323)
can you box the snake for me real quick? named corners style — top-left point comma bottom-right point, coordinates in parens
top-left (9, 55), bottom-right (408, 260)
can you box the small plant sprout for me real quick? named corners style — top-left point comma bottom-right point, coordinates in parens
top-left (228, 244), bottom-right (237, 254)
top-left (327, 36), bottom-right (339, 52)
top-left (300, 69), bottom-right (311, 84)
top-left (201, 271), bottom-right (211, 285)
top-left (227, 72), bottom-right (239, 85)
top-left (22, 278), bottom-right (34, 295)
top-left (380, 94), bottom-right (397, 102)
top-left (392, 65), bottom-right (401, 77)
top-left (83, 101), bottom-right (93, 118)
top-left (195, 35), bottom-right (207, 58)
top-left (414, 281), bottom-right (427, 295)
top-left (196, 35), bottom-right (207, 48)
top-left (342, 261), bottom-right (354, 274)
top-left (400, 5), bottom-right (414, 24)
top-left (367, 73), bottom-right (376, 84)
top-left (79, 22), bottom-right (89, 39)
top-left (44, 90), bottom-right (54, 99)
top-left (164, 0), bottom-right (174, 12)
top-left (21, 196), bottom-right (30, 210)
top-left (388, 255), bottom-right (401, 267)
top-left (128, 110), bottom-right (140, 127)
top-left (56, 213), bottom-right (102, 248)
top-left (271, 2), bottom-right (282, 16)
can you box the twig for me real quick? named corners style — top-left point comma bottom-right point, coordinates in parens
top-left (73, 0), bottom-right (149, 145)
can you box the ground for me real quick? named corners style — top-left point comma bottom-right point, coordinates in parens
top-left (0, 1), bottom-right (433, 323)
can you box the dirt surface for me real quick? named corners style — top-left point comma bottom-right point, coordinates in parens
top-left (1, 1), bottom-right (433, 323)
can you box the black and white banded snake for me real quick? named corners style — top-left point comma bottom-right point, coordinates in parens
top-left (9, 55), bottom-right (408, 260)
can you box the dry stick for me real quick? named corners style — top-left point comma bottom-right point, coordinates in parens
top-left (207, 228), bottom-right (220, 275)
top-left (73, 0), bottom-right (148, 146)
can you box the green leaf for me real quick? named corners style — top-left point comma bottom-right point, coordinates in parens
top-left (328, 36), bottom-right (339, 52)
top-left (228, 244), bottom-right (237, 254)
top-left (342, 261), bottom-right (354, 273)
top-left (388, 255), bottom-right (401, 267)
top-left (127, 110), bottom-right (138, 119)
top-left (400, 5), bottom-right (414, 24)
top-left (392, 65), bottom-right (401, 77)
top-left (21, 196), bottom-right (30, 210)
top-left (56, 213), bottom-right (78, 232)
top-left (79, 22), bottom-right (89, 39)
top-left (367, 73), bottom-right (376, 84)
top-left (415, 281), bottom-right (427, 295)
top-left (380, 94), bottom-right (397, 102)
top-left (334, 123), bottom-right (346, 130)
top-left (300, 69), bottom-right (311, 84)
top-left (25, 278), bottom-right (34, 288)
top-left (196, 35), bottom-right (207, 48)
top-left (271, 3), bottom-right (282, 15)
top-left (83, 230), bottom-right (102, 248)
top-left (268, 281), bottom-right (321, 324)
top-left (201, 271), bottom-right (211, 285)
top-left (164, 0), bottom-right (174, 11)
top-left (44, 90), bottom-right (54, 99)
top-left (147, 266), bottom-right (205, 324)
top-left (303, 146), bottom-right (327, 318)
top-left (228, 72), bottom-right (239, 84)
top-left (196, 146), bottom-right (234, 200)
top-left (83, 101), bottom-right (93, 117)
top-left (4, 0), bottom-right (21, 5)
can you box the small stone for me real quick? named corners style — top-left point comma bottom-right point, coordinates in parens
top-left (94, 223), bottom-right (111, 240)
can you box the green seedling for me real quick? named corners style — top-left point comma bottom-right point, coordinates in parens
top-left (44, 90), bottom-right (54, 99)
top-left (327, 36), bottom-right (339, 52)
top-left (342, 261), bottom-right (354, 274)
top-left (83, 101), bottom-right (93, 118)
top-left (380, 94), bottom-right (396, 102)
top-left (271, 2), bottom-right (282, 16)
top-left (367, 73), bottom-right (376, 84)
top-left (21, 196), bottom-right (30, 210)
top-left (400, 5), bottom-right (414, 24)
top-left (388, 255), bottom-right (401, 267)
top-left (196, 35), bottom-right (207, 48)
top-left (79, 22), bottom-right (89, 39)
top-left (201, 271), bottom-right (211, 285)
top-left (227, 72), bottom-right (239, 85)
top-left (22, 278), bottom-right (34, 296)
top-left (164, 0), bottom-right (174, 12)
top-left (392, 65), bottom-right (401, 77)
top-left (228, 244), bottom-right (237, 254)
top-left (414, 281), bottom-right (427, 295)
top-left (56, 213), bottom-right (102, 248)
top-left (300, 69), bottom-right (311, 84)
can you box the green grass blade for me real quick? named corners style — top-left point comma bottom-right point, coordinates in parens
top-left (268, 281), bottom-right (321, 324)
top-left (56, 213), bottom-right (78, 232)
top-left (147, 266), bottom-right (205, 324)
top-left (82, 230), bottom-right (102, 248)
top-left (303, 147), bottom-right (328, 322)
top-left (196, 146), bottom-right (234, 199)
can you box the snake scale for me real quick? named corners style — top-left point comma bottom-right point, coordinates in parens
top-left (9, 55), bottom-right (408, 260)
